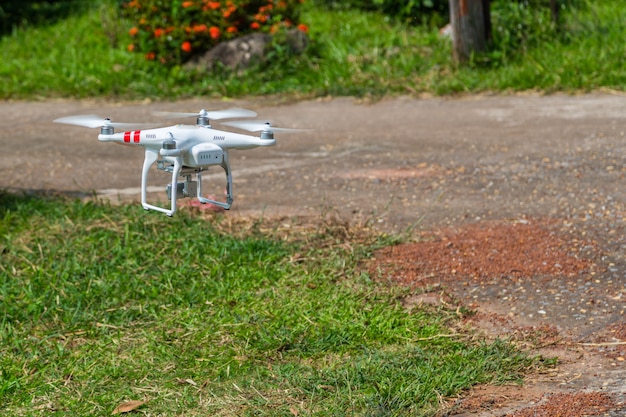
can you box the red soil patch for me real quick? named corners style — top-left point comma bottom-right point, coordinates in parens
top-left (370, 219), bottom-right (593, 286)
top-left (505, 392), bottom-right (616, 417)
top-left (368, 219), bottom-right (626, 417)
top-left (449, 388), bottom-right (617, 417)
top-left (593, 321), bottom-right (626, 360)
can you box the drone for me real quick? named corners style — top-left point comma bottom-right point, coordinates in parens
top-left (54, 108), bottom-right (304, 216)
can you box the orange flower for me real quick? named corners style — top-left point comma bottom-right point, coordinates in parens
top-left (223, 4), bottom-right (236, 18)
top-left (129, 27), bottom-right (139, 36)
top-left (127, 44), bottom-right (135, 52)
top-left (182, 1), bottom-right (195, 8)
top-left (226, 26), bottom-right (238, 34)
top-left (193, 24), bottom-right (208, 33)
top-left (250, 22), bottom-right (260, 30)
top-left (145, 51), bottom-right (156, 60)
top-left (297, 23), bottom-right (309, 33)
top-left (206, 1), bottom-right (220, 10)
top-left (154, 28), bottom-right (165, 37)
top-left (209, 26), bottom-right (221, 39)
top-left (181, 41), bottom-right (192, 52)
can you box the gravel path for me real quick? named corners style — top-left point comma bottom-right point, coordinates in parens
top-left (1, 94), bottom-right (625, 415)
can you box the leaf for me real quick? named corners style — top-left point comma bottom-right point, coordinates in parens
top-left (111, 400), bottom-right (145, 415)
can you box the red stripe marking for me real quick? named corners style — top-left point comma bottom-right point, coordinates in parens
top-left (124, 132), bottom-right (131, 143)
top-left (134, 130), bottom-right (141, 143)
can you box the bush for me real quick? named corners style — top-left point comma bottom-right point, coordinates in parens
top-left (491, 1), bottom-right (556, 57)
top-left (486, 0), bottom-right (587, 65)
top-left (121, 0), bottom-right (307, 65)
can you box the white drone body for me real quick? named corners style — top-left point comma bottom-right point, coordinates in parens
top-left (55, 108), bottom-right (300, 216)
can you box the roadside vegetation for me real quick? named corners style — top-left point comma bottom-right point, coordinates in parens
top-left (0, 192), bottom-right (542, 415)
top-left (0, 0), bottom-right (624, 100)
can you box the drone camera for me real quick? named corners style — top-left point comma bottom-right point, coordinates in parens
top-left (166, 180), bottom-right (197, 200)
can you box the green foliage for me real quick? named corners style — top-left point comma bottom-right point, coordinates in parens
top-left (476, 0), bottom-right (589, 67)
top-left (0, 192), bottom-right (541, 415)
top-left (121, 0), bottom-right (306, 65)
top-left (485, 0), bottom-right (560, 66)
top-left (0, 0), bottom-right (625, 99)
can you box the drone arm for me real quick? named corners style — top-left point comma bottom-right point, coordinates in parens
top-left (197, 151), bottom-right (233, 209)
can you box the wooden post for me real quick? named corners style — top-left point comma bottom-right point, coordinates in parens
top-left (449, 0), bottom-right (488, 62)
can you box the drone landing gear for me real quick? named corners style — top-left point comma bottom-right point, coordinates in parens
top-left (141, 148), bottom-right (233, 216)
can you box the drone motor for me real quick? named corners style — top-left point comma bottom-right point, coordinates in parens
top-left (101, 119), bottom-right (114, 135)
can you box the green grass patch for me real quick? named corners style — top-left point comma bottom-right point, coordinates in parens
top-left (0, 0), bottom-right (624, 100)
top-left (0, 191), bottom-right (542, 416)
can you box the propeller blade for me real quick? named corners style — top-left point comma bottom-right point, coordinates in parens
top-left (154, 108), bottom-right (257, 120)
top-left (222, 120), bottom-right (311, 133)
top-left (54, 115), bottom-right (155, 130)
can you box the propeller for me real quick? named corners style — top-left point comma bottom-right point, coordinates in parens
top-left (221, 120), bottom-right (310, 133)
top-left (54, 114), bottom-right (155, 130)
top-left (154, 108), bottom-right (257, 120)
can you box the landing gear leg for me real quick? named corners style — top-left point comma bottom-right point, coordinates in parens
top-left (141, 148), bottom-right (182, 216)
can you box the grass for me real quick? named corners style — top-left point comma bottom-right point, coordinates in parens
top-left (0, 192), bottom-right (540, 416)
top-left (0, 0), bottom-right (624, 100)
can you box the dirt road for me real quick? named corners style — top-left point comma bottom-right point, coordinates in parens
top-left (1, 94), bottom-right (625, 415)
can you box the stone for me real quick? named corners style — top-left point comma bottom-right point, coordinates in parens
top-left (185, 29), bottom-right (308, 72)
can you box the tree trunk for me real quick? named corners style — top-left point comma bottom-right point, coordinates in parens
top-left (449, 0), bottom-right (488, 62)
top-left (550, 0), bottom-right (560, 26)
top-left (482, 0), bottom-right (492, 42)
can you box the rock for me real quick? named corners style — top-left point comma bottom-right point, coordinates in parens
top-left (185, 29), bottom-right (308, 72)
top-left (283, 28), bottom-right (308, 55)
top-left (439, 23), bottom-right (453, 41)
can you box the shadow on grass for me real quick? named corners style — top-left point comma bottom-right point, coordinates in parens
top-left (0, 188), bottom-right (94, 215)
top-left (0, 0), bottom-right (92, 36)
